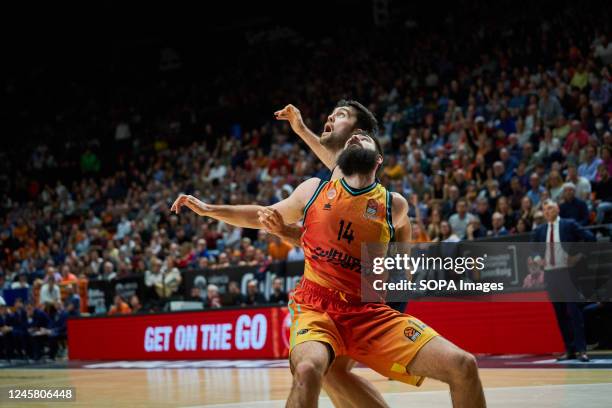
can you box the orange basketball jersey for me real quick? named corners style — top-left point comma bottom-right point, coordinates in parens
top-left (301, 178), bottom-right (394, 297)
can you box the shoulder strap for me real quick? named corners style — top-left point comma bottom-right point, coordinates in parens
top-left (303, 179), bottom-right (328, 223)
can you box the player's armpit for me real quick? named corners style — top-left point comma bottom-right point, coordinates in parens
top-left (270, 177), bottom-right (321, 224)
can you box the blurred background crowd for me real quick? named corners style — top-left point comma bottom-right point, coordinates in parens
top-left (1, 0), bottom-right (611, 360)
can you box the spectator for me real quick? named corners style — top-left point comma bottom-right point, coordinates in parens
top-left (268, 277), bottom-right (288, 304)
top-left (11, 273), bottom-right (30, 290)
top-left (0, 303), bottom-right (15, 359)
top-left (25, 303), bottom-right (50, 360)
top-left (130, 295), bottom-right (145, 314)
top-left (578, 145), bottom-right (603, 182)
top-left (39, 278), bottom-right (61, 305)
top-left (224, 281), bottom-right (245, 307)
top-left (536, 128), bottom-right (561, 163)
top-left (108, 295), bottom-right (131, 315)
top-left (448, 199), bottom-right (476, 239)
top-left (0, 274), bottom-right (10, 292)
top-left (488, 212), bottom-right (509, 237)
top-left (563, 121), bottom-right (589, 153)
top-left (593, 164), bottom-right (612, 224)
top-left (44, 302), bottom-right (68, 359)
top-left (547, 170), bottom-right (565, 202)
top-left (102, 261), bottom-right (117, 281)
top-left (267, 235), bottom-right (293, 261)
top-left (245, 280), bottom-right (266, 305)
top-left (566, 163), bottom-right (592, 201)
top-left (526, 173), bottom-right (545, 206)
top-left (194, 238), bottom-right (213, 263)
top-left (63, 285), bottom-right (81, 316)
top-left (287, 245), bottom-right (305, 262)
top-left (204, 284), bottom-right (222, 309)
top-left (44, 266), bottom-right (62, 284)
top-left (440, 221), bottom-right (460, 243)
top-left (559, 183), bottom-right (590, 226)
top-left (466, 218), bottom-right (487, 240)
top-left (159, 256), bottom-right (182, 298)
top-left (516, 218), bottom-right (532, 234)
top-left (593, 35), bottom-right (612, 65)
top-left (60, 265), bottom-right (78, 285)
top-left (187, 287), bottom-right (204, 303)
top-left (538, 88), bottom-right (563, 126)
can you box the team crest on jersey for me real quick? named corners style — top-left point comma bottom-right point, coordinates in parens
top-left (364, 199), bottom-right (379, 220)
top-left (327, 188), bottom-right (337, 200)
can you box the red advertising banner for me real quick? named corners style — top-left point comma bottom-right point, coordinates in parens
top-left (68, 306), bottom-right (292, 360)
top-left (69, 292), bottom-right (565, 360)
top-left (407, 291), bottom-right (565, 354)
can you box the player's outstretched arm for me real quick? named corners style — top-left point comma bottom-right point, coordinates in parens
top-left (170, 178), bottom-right (321, 230)
top-left (274, 104), bottom-right (336, 170)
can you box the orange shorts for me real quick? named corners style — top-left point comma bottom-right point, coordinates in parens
top-left (288, 278), bottom-right (439, 386)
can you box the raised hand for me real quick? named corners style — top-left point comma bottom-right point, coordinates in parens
top-left (274, 104), bottom-right (305, 132)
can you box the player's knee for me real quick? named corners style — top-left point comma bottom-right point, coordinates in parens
top-left (294, 361), bottom-right (324, 387)
top-left (449, 351), bottom-right (478, 382)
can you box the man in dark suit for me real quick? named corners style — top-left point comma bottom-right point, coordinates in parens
top-left (25, 303), bottom-right (50, 361)
top-left (532, 199), bottom-right (595, 362)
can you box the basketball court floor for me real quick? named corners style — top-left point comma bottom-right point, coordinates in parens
top-left (1, 354), bottom-right (612, 407)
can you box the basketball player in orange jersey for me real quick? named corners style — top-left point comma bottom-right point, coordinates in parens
top-left (270, 101), bottom-right (402, 407)
top-left (270, 100), bottom-right (397, 408)
top-left (171, 131), bottom-right (486, 407)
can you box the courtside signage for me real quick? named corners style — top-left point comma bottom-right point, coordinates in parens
top-left (68, 307), bottom-right (290, 360)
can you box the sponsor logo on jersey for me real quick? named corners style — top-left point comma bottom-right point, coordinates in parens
top-left (311, 247), bottom-right (362, 271)
top-left (408, 319), bottom-right (427, 331)
top-left (297, 328), bottom-right (309, 335)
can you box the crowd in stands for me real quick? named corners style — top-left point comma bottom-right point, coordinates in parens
top-left (1, 2), bottom-right (612, 359)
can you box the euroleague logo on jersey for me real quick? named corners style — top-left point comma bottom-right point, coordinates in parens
top-left (364, 198), bottom-right (380, 220)
top-left (404, 326), bottom-right (422, 342)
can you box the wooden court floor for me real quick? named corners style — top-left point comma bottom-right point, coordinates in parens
top-left (0, 367), bottom-right (611, 407)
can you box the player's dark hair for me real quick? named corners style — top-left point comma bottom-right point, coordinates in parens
top-left (336, 99), bottom-right (379, 134)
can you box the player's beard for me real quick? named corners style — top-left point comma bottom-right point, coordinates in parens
top-left (337, 146), bottom-right (379, 176)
